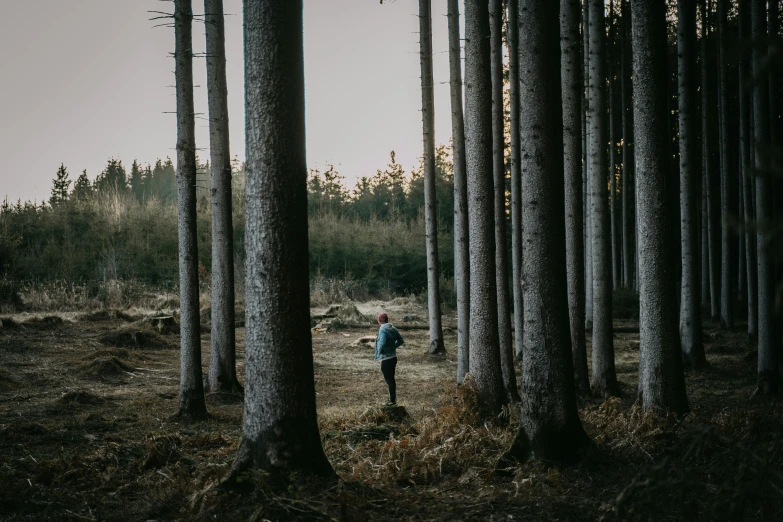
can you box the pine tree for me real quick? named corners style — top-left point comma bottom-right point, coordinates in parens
top-left (49, 164), bottom-right (71, 207)
top-left (71, 170), bottom-right (93, 202)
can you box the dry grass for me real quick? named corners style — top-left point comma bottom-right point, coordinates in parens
top-left (1, 307), bottom-right (782, 520)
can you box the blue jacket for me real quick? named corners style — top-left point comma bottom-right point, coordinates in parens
top-left (375, 323), bottom-right (404, 361)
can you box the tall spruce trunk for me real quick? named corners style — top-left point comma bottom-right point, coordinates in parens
top-left (448, 0), bottom-right (470, 383)
top-left (418, 0), bottom-right (446, 355)
top-left (631, 0), bottom-right (690, 415)
top-left (608, 1), bottom-right (620, 290)
top-left (739, 0), bottom-right (758, 341)
top-left (561, 0), bottom-right (591, 397)
top-left (588, 0), bottom-right (620, 398)
top-left (717, 0), bottom-right (733, 329)
top-left (583, 0), bottom-right (594, 332)
top-left (678, 0), bottom-right (707, 369)
top-left (175, 0), bottom-right (207, 419)
top-left (490, 0), bottom-right (519, 402)
top-left (464, 0), bottom-right (506, 416)
top-left (508, 0), bottom-right (525, 362)
top-left (701, 0), bottom-right (721, 322)
top-left (621, 0), bottom-right (634, 290)
top-left (700, 0), bottom-right (710, 312)
top-left (230, 0), bottom-right (334, 476)
top-left (204, 0), bottom-right (241, 396)
top-left (501, 0), bottom-right (591, 464)
top-left (751, 0), bottom-right (779, 395)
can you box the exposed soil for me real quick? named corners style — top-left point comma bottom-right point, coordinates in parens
top-left (0, 307), bottom-right (782, 521)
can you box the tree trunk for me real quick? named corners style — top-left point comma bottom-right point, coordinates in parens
top-left (501, 0), bottom-right (591, 464)
top-left (464, 0), bottom-right (506, 417)
top-left (508, 0), bottom-right (525, 363)
top-left (631, 0), bottom-right (690, 415)
top-left (739, 0), bottom-right (757, 341)
top-left (588, 0), bottom-right (620, 398)
top-left (608, 1), bottom-right (620, 290)
top-left (174, 0), bottom-right (207, 419)
top-left (678, 0), bottom-right (707, 369)
top-left (718, 0), bottom-right (733, 329)
top-left (490, 0), bottom-right (519, 403)
top-left (751, 0), bottom-right (779, 395)
top-left (204, 0), bottom-right (241, 397)
top-left (418, 0), bottom-right (446, 356)
top-left (448, 0), bottom-right (470, 383)
top-left (231, 0), bottom-right (334, 476)
top-left (561, 0), bottom-right (590, 397)
top-left (621, 0), bottom-right (634, 290)
top-left (583, 0), bottom-right (594, 332)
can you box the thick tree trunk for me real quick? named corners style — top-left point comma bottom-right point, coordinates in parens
top-left (751, 0), bottom-right (779, 395)
top-left (502, 0), bottom-right (591, 464)
top-left (631, 0), bottom-right (690, 415)
top-left (204, 0), bottom-right (241, 397)
top-left (588, 0), bottom-right (620, 398)
top-left (561, 0), bottom-right (590, 397)
top-left (419, 0), bottom-right (446, 356)
top-left (508, 0), bottom-right (525, 362)
top-left (174, 0), bottom-right (207, 419)
top-left (678, 0), bottom-right (707, 369)
top-left (718, 0), bottom-right (733, 329)
top-left (739, 0), bottom-right (757, 341)
top-left (490, 0), bottom-right (519, 403)
top-left (448, 0), bottom-right (470, 383)
top-left (464, 0), bottom-right (506, 416)
top-left (621, 0), bottom-right (634, 290)
top-left (231, 0), bottom-right (334, 476)
top-left (583, 0), bottom-right (594, 332)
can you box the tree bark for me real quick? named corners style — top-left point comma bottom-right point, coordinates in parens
top-left (175, 0), bottom-right (207, 419)
top-left (204, 0), bottom-right (242, 396)
top-left (738, 0), bottom-right (758, 341)
top-left (561, 0), bottom-right (590, 397)
top-left (608, 1), bottom-right (620, 290)
top-left (490, 0), bottom-right (519, 403)
top-left (508, 0), bottom-right (525, 363)
top-left (583, 0), bottom-right (594, 332)
top-left (718, 0), bottom-right (733, 329)
top-left (751, 0), bottom-right (779, 395)
top-left (231, 0), bottom-right (334, 476)
top-left (678, 0), bottom-right (707, 369)
top-left (588, 0), bottom-right (620, 398)
top-left (501, 0), bottom-right (591, 464)
top-left (464, 0), bottom-right (506, 417)
top-left (631, 0), bottom-right (690, 415)
top-left (448, 0), bottom-right (470, 383)
top-left (418, 0), bottom-right (446, 356)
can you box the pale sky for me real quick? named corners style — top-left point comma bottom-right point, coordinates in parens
top-left (0, 0), bottom-right (459, 203)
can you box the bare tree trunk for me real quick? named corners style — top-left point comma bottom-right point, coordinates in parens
top-left (608, 1), bottom-right (620, 290)
top-left (175, 0), bottom-right (207, 419)
top-left (632, 0), bottom-right (690, 415)
top-left (701, 0), bottom-right (710, 311)
top-left (501, 0), bottom-right (591, 464)
top-left (464, 0), bottom-right (506, 417)
top-left (204, 0), bottom-right (241, 397)
top-left (419, 0), bottom-right (446, 356)
top-left (621, 0), bottom-right (634, 290)
top-left (448, 0), bottom-right (470, 383)
top-left (751, 0), bottom-right (779, 395)
top-left (739, 0), bottom-right (758, 341)
top-left (489, 0), bottom-right (519, 403)
top-left (678, 0), bottom-right (707, 369)
top-left (588, 0), bottom-right (620, 398)
top-left (718, 0), bottom-right (733, 329)
top-left (230, 0), bottom-right (334, 476)
top-left (561, 0), bottom-right (590, 397)
top-left (508, 0), bottom-right (525, 362)
top-left (583, 0), bottom-right (594, 332)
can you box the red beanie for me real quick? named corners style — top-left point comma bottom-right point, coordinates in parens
top-left (378, 313), bottom-right (389, 324)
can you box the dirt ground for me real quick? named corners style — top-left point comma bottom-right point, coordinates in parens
top-left (1, 303), bottom-right (782, 521)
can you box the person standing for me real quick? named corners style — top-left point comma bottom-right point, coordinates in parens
top-left (375, 313), bottom-right (404, 405)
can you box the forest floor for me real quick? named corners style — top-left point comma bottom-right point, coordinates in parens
top-left (1, 300), bottom-right (782, 521)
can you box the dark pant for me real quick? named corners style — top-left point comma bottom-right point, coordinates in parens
top-left (381, 357), bottom-right (397, 404)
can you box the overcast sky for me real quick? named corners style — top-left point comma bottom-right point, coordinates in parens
top-left (0, 0), bottom-right (460, 203)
